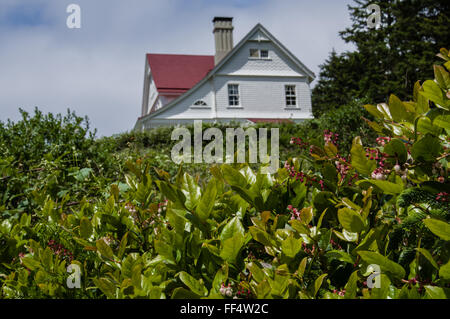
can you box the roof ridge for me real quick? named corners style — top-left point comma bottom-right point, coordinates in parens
top-left (147, 53), bottom-right (214, 57)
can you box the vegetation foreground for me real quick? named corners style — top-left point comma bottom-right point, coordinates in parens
top-left (0, 50), bottom-right (449, 299)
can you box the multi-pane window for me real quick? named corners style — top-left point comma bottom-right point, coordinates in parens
top-left (228, 84), bottom-right (240, 106)
top-left (249, 49), bottom-right (269, 59)
top-left (285, 85), bottom-right (297, 107)
top-left (250, 49), bottom-right (259, 58)
top-left (194, 100), bottom-right (207, 106)
top-left (260, 49), bottom-right (269, 58)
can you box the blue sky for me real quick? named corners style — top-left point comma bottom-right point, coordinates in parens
top-left (0, 0), bottom-right (355, 136)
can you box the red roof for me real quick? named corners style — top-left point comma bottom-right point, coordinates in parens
top-left (147, 54), bottom-right (214, 94)
top-left (248, 118), bottom-right (294, 124)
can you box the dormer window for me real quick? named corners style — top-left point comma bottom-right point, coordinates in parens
top-left (249, 49), bottom-right (269, 59)
top-left (193, 100), bottom-right (207, 106)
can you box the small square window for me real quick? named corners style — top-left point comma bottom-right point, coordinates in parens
top-left (250, 49), bottom-right (259, 58)
top-left (249, 49), bottom-right (269, 59)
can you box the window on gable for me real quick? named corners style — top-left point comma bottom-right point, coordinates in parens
top-left (228, 84), bottom-right (240, 106)
top-left (193, 100), bottom-right (207, 106)
top-left (260, 50), bottom-right (269, 58)
top-left (285, 85), bottom-right (297, 107)
top-left (249, 49), bottom-right (269, 59)
top-left (250, 49), bottom-right (259, 58)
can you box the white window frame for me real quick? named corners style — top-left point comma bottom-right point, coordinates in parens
top-left (285, 85), bottom-right (297, 108)
top-left (260, 49), bottom-right (269, 59)
top-left (249, 49), bottom-right (270, 60)
top-left (191, 99), bottom-right (210, 109)
top-left (228, 84), bottom-right (241, 107)
top-left (249, 49), bottom-right (259, 58)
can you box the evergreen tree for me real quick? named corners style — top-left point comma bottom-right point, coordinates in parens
top-left (312, 0), bottom-right (450, 117)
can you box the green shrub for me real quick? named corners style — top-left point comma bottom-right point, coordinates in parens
top-left (0, 49), bottom-right (449, 299)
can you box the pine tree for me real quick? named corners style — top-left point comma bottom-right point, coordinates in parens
top-left (312, 0), bottom-right (450, 117)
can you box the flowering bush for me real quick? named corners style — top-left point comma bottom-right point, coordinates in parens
top-left (0, 49), bottom-right (449, 299)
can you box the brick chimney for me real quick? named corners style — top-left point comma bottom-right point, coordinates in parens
top-left (213, 17), bottom-right (234, 65)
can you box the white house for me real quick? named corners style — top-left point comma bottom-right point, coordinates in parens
top-left (134, 17), bottom-right (315, 130)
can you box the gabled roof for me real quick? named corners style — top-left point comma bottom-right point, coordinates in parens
top-left (147, 53), bottom-right (214, 94)
top-left (136, 23), bottom-right (315, 126)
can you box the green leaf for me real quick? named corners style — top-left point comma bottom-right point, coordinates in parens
top-left (325, 250), bottom-right (354, 264)
top-left (351, 136), bottom-right (376, 176)
top-left (344, 271), bottom-right (358, 299)
top-left (324, 142), bottom-right (338, 157)
top-left (420, 80), bottom-right (445, 106)
top-left (383, 139), bottom-right (407, 164)
top-left (370, 274), bottom-right (391, 299)
top-left (434, 65), bottom-right (450, 89)
top-left (416, 91), bottom-right (430, 114)
top-left (357, 251), bottom-right (405, 280)
top-left (72, 168), bottom-right (93, 181)
top-left (220, 216), bottom-right (244, 243)
top-left (240, 166), bottom-right (257, 185)
top-left (220, 233), bottom-right (244, 263)
top-left (41, 248), bottom-right (53, 269)
top-left (222, 165), bottom-right (249, 188)
top-left (96, 239), bottom-right (115, 260)
top-left (358, 179), bottom-right (403, 194)
top-left (422, 218), bottom-right (450, 241)
top-left (117, 232), bottom-right (128, 260)
top-left (171, 287), bottom-right (201, 299)
top-left (411, 135), bottom-right (443, 162)
top-left (154, 240), bottom-right (174, 262)
top-left (417, 116), bottom-right (442, 136)
top-left (363, 104), bottom-right (384, 119)
top-left (281, 235), bottom-right (302, 258)
top-left (439, 260), bottom-right (450, 280)
top-left (337, 208), bottom-right (365, 233)
top-left (434, 115), bottom-right (450, 130)
top-left (180, 173), bottom-right (201, 210)
top-left (333, 229), bottom-right (358, 242)
top-left (256, 280), bottom-right (271, 298)
top-left (388, 94), bottom-right (409, 122)
top-left (297, 257), bottom-right (308, 278)
top-left (155, 180), bottom-right (186, 208)
top-left (424, 286), bottom-right (450, 299)
top-left (93, 278), bottom-right (116, 298)
top-left (313, 274), bottom-right (327, 298)
top-left (212, 264), bottom-right (229, 293)
top-left (415, 248), bottom-right (439, 270)
top-left (249, 226), bottom-right (275, 246)
top-left (21, 257), bottom-right (41, 271)
top-left (79, 217), bottom-right (92, 239)
top-left (299, 207), bottom-right (313, 225)
top-left (247, 262), bottom-right (265, 283)
top-left (179, 271), bottom-right (208, 296)
top-left (196, 179), bottom-right (217, 221)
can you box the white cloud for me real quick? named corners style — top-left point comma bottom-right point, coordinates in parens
top-left (0, 0), bottom-right (355, 136)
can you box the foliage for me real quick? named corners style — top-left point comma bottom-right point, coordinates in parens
top-left (312, 0), bottom-right (450, 117)
top-left (0, 50), bottom-right (449, 299)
